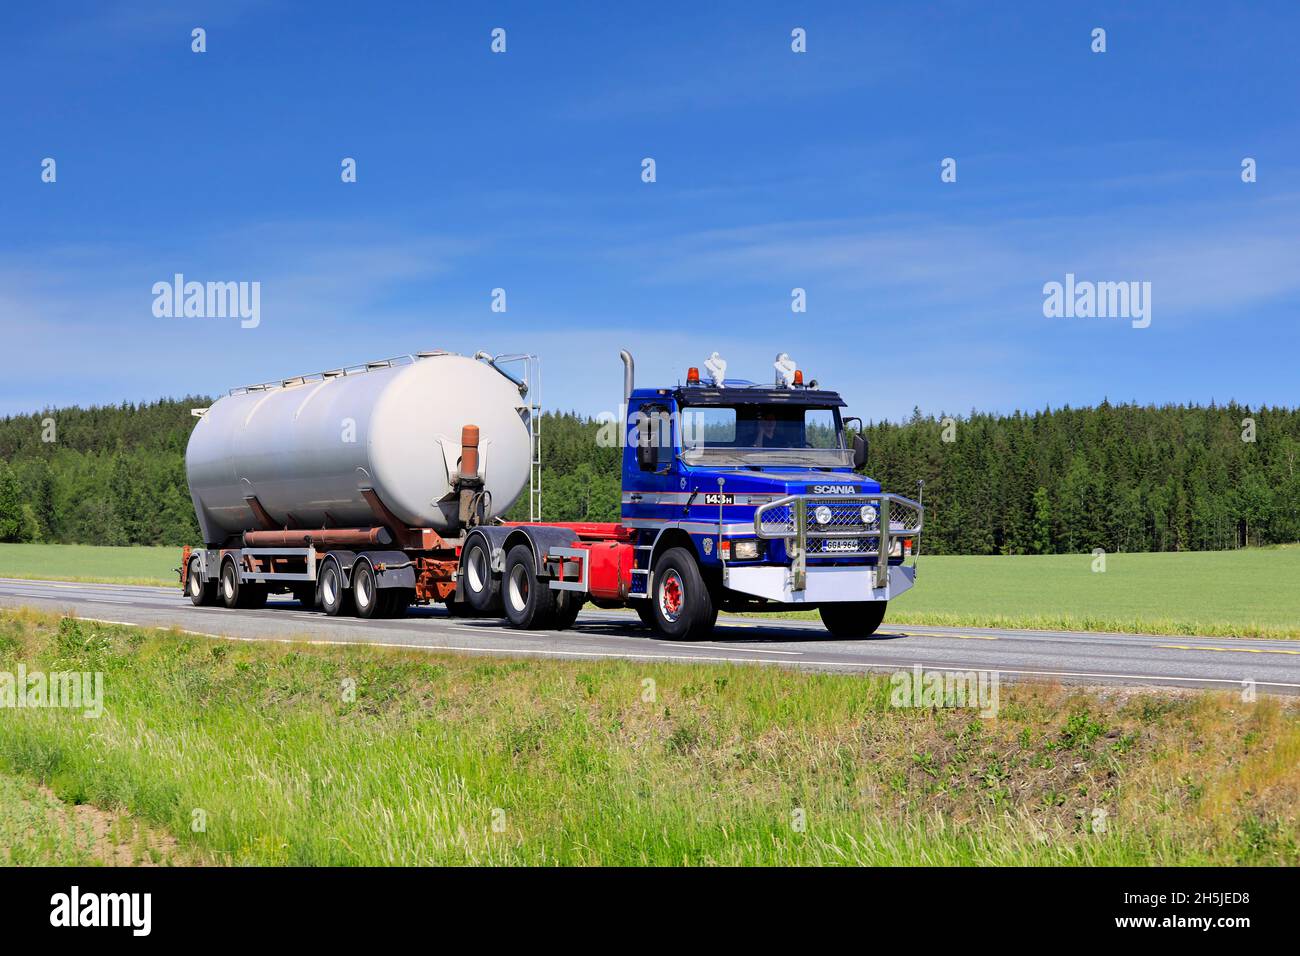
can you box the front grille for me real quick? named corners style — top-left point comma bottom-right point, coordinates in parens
top-left (753, 493), bottom-right (923, 556)
top-left (756, 497), bottom-right (882, 537)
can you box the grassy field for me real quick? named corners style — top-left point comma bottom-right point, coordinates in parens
top-left (0, 543), bottom-right (179, 586)
top-left (886, 544), bottom-right (1300, 638)
top-left (2, 542), bottom-right (1298, 638)
top-left (0, 609), bottom-right (1296, 865)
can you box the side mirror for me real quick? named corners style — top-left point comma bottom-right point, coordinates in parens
top-left (852, 434), bottom-right (869, 470)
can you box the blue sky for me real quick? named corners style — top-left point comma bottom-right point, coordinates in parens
top-left (2, 1), bottom-right (1297, 422)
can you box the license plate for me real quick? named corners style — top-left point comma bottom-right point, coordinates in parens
top-left (823, 539), bottom-right (859, 553)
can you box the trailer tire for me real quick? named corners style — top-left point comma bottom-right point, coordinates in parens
top-left (501, 544), bottom-right (556, 630)
top-left (651, 547), bottom-right (717, 640)
top-left (384, 588), bottom-right (414, 619)
top-left (318, 557), bottom-right (353, 617)
top-left (352, 561), bottom-right (384, 619)
top-left (461, 536), bottom-right (501, 613)
top-left (219, 558), bottom-right (242, 609)
top-left (819, 601), bottom-right (888, 639)
top-left (187, 556), bottom-right (217, 607)
top-left (552, 590), bottom-right (583, 631)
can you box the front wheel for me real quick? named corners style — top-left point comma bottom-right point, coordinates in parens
top-left (650, 547), bottom-right (717, 640)
top-left (819, 601), bottom-right (888, 639)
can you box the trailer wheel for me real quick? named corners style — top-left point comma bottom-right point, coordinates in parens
top-left (461, 536), bottom-right (501, 613)
top-left (552, 590), bottom-right (583, 631)
top-left (187, 556), bottom-right (216, 607)
top-left (819, 601), bottom-right (888, 639)
top-left (501, 544), bottom-right (556, 630)
top-left (219, 559), bottom-right (241, 609)
top-left (352, 561), bottom-right (384, 619)
top-left (383, 588), bottom-right (414, 619)
top-left (651, 547), bottom-right (717, 640)
top-left (318, 557), bottom-right (354, 617)
top-left (219, 558), bottom-right (267, 609)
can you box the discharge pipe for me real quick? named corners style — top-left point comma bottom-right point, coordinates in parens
top-left (457, 423), bottom-right (484, 528)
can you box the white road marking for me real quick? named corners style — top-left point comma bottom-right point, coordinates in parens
top-left (66, 615), bottom-right (1300, 690)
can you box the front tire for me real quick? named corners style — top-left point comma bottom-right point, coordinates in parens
top-left (650, 547), bottom-right (717, 640)
top-left (501, 544), bottom-right (556, 630)
top-left (819, 601), bottom-right (888, 638)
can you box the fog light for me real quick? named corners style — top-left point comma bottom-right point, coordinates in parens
top-left (860, 504), bottom-right (878, 525)
top-left (732, 540), bottom-right (761, 560)
top-left (814, 505), bottom-right (833, 525)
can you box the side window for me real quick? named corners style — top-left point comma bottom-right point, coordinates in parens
top-left (636, 403), bottom-right (673, 472)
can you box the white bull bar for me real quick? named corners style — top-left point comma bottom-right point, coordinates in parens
top-left (751, 492), bottom-right (924, 592)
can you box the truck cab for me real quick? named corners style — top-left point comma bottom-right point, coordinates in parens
top-left (619, 354), bottom-right (922, 639)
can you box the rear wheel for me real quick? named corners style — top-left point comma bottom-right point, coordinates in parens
top-left (553, 591), bottom-right (583, 631)
top-left (187, 556), bottom-right (216, 607)
top-left (352, 562), bottom-right (383, 619)
top-left (502, 544), bottom-right (556, 630)
top-left (651, 547), bottom-right (717, 640)
top-left (318, 558), bottom-right (353, 617)
top-left (219, 559), bottom-right (241, 609)
top-left (384, 588), bottom-right (414, 619)
top-left (819, 601), bottom-right (888, 638)
top-left (461, 536), bottom-right (501, 613)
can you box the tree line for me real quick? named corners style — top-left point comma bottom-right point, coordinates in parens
top-left (1, 397), bottom-right (1297, 554)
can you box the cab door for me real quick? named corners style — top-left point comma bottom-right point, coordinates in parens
top-left (621, 398), bottom-right (680, 525)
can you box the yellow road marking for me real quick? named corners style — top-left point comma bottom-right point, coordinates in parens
top-left (899, 631), bottom-right (998, 641)
top-left (1159, 644), bottom-right (1300, 656)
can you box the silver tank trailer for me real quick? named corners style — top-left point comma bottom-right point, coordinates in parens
top-left (186, 352), bottom-right (533, 546)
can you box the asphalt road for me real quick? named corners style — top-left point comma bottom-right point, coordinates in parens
top-left (2, 577), bottom-right (1298, 695)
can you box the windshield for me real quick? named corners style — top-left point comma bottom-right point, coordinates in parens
top-left (680, 404), bottom-right (852, 466)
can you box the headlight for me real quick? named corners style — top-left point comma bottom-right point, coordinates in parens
top-left (732, 540), bottom-right (761, 560)
top-left (860, 504), bottom-right (878, 525)
top-left (814, 505), bottom-right (833, 525)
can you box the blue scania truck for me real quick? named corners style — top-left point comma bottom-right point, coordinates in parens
top-left (454, 350), bottom-right (923, 640)
top-left (182, 348), bottom-right (923, 641)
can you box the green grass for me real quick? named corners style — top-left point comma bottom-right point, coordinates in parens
top-left (0, 610), bottom-right (1296, 865)
top-left (2, 541), bottom-right (1298, 638)
top-left (0, 543), bottom-right (180, 587)
top-left (883, 544), bottom-right (1300, 638)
